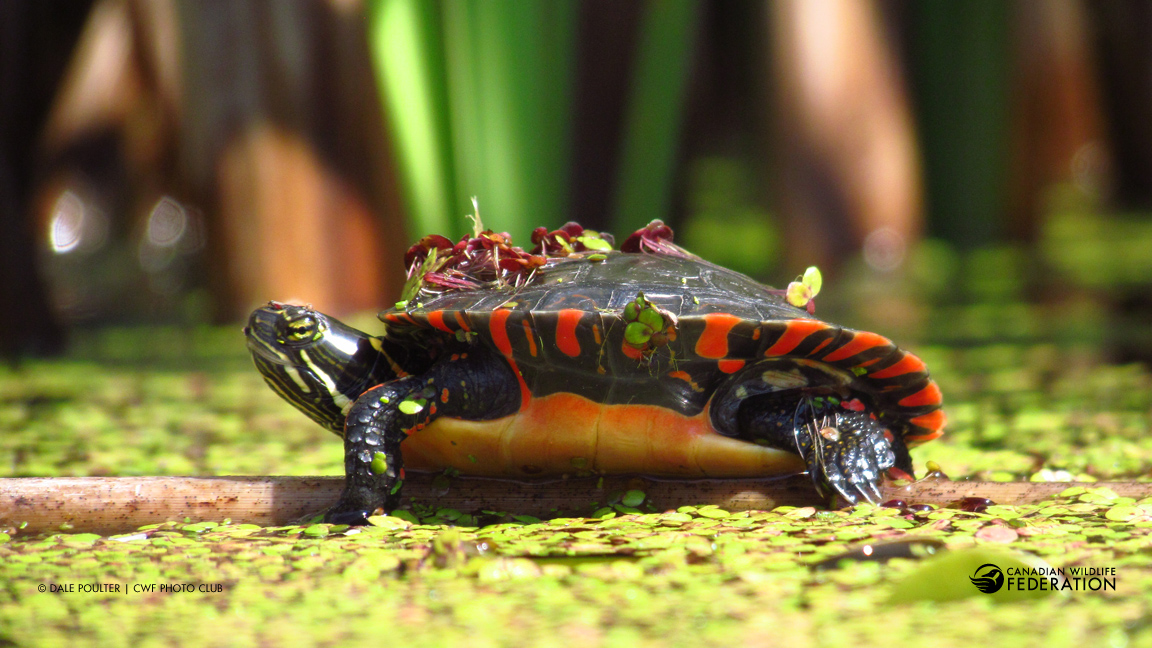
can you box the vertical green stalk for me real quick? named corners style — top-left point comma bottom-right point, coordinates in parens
top-left (443, 0), bottom-right (577, 242)
top-left (612, 0), bottom-right (699, 233)
top-left (367, 0), bottom-right (459, 238)
top-left (912, 0), bottom-right (1010, 248)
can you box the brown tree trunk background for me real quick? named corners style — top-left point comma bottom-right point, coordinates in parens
top-left (36, 0), bottom-right (409, 324)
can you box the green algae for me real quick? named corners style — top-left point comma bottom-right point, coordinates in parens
top-left (6, 263), bottom-right (1152, 646)
top-left (3, 496), bottom-right (1151, 647)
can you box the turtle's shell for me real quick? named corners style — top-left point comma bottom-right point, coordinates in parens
top-left (381, 251), bottom-right (944, 449)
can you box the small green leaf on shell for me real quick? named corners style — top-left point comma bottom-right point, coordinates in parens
top-left (802, 265), bottom-right (822, 295)
top-left (786, 282), bottom-right (813, 308)
top-left (637, 307), bottom-right (665, 331)
top-left (399, 398), bottom-right (426, 415)
top-left (625, 322), bottom-right (653, 345)
top-left (577, 234), bottom-right (613, 251)
top-left (786, 266), bottom-right (823, 308)
top-left (624, 301), bottom-right (639, 321)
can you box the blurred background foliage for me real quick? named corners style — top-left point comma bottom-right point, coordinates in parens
top-left (1, 0), bottom-right (1151, 366)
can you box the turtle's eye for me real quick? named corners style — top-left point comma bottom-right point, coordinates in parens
top-left (280, 315), bottom-right (321, 344)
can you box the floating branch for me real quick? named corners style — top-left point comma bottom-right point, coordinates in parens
top-left (2, 475), bottom-right (1148, 536)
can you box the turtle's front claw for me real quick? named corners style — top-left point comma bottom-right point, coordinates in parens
top-left (324, 488), bottom-right (390, 525)
top-left (324, 508), bottom-right (377, 526)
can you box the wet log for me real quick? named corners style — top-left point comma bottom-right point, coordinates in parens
top-left (0, 474), bottom-right (1145, 536)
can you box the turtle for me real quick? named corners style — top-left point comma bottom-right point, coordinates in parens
top-left (244, 221), bottom-right (945, 524)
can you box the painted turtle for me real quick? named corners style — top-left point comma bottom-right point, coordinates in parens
top-left (245, 222), bottom-right (944, 524)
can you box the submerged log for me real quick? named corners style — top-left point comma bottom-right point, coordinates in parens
top-left (1, 473), bottom-right (1146, 535)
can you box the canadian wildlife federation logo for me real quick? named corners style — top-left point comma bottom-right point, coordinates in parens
top-left (969, 564), bottom-right (1005, 593)
top-left (968, 562), bottom-right (1117, 593)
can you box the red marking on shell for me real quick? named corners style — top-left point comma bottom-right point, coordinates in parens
top-left (809, 337), bottom-right (833, 356)
top-left (592, 324), bottom-right (603, 345)
top-left (430, 403), bottom-right (437, 416)
top-left (905, 428), bottom-right (945, 444)
top-left (867, 353), bottom-right (928, 379)
top-left (621, 341), bottom-right (644, 361)
top-left (764, 319), bottom-right (827, 356)
top-left (909, 409), bottom-right (947, 434)
top-left (883, 429), bottom-right (894, 442)
top-left (668, 370), bottom-right (704, 392)
top-left (440, 388), bottom-right (450, 403)
top-left (489, 309), bottom-right (531, 407)
top-left (489, 310), bottom-right (514, 356)
top-left (822, 330), bottom-right (891, 362)
top-left (454, 311), bottom-right (471, 332)
top-left (717, 359), bottom-right (745, 374)
top-left (752, 328), bottom-right (761, 340)
top-left (898, 382), bottom-right (943, 408)
top-left (841, 398), bottom-right (865, 412)
top-left (556, 309), bottom-right (583, 358)
top-left (399, 468), bottom-right (406, 480)
top-left (426, 310), bottom-right (453, 333)
top-left (384, 313), bottom-right (402, 325)
top-left (522, 319), bottom-right (538, 357)
top-left (696, 313), bottom-right (742, 359)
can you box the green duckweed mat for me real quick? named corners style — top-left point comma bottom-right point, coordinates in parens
top-left (4, 280), bottom-right (1152, 646)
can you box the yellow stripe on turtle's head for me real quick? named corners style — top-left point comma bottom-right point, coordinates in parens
top-left (244, 302), bottom-right (390, 434)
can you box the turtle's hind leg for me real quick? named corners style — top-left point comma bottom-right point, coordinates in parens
top-left (737, 394), bottom-right (905, 505)
top-left (326, 347), bottom-right (521, 525)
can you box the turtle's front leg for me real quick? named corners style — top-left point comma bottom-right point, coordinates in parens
top-left (325, 348), bottom-right (521, 525)
top-left (325, 375), bottom-right (426, 525)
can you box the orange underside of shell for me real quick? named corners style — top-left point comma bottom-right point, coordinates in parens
top-left (400, 392), bottom-right (806, 478)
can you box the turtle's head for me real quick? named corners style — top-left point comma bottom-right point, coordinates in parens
top-left (244, 302), bottom-right (395, 434)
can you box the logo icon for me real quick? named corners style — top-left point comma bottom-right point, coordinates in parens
top-left (969, 563), bottom-right (1005, 593)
